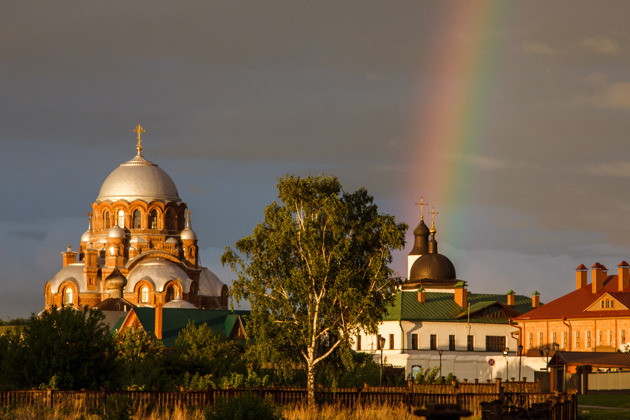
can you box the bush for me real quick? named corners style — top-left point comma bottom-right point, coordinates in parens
top-left (99, 394), bottom-right (133, 420)
top-left (205, 393), bottom-right (281, 420)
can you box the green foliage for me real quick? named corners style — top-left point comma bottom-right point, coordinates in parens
top-left (412, 366), bottom-right (457, 384)
top-left (114, 328), bottom-right (165, 390)
top-left (0, 318), bottom-right (28, 326)
top-left (222, 175), bottom-right (407, 402)
top-left (316, 347), bottom-right (379, 388)
top-left (182, 371), bottom-right (216, 390)
top-left (99, 394), bottom-right (133, 420)
top-left (0, 306), bottom-right (116, 390)
top-left (170, 321), bottom-right (247, 389)
top-left (204, 393), bottom-right (282, 420)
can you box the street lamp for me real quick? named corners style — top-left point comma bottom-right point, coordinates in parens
top-left (379, 336), bottom-right (386, 386)
top-left (544, 346), bottom-right (550, 370)
top-left (503, 347), bottom-right (509, 381)
top-left (438, 349), bottom-right (443, 380)
top-left (518, 344), bottom-right (523, 381)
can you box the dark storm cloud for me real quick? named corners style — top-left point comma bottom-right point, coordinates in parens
top-left (4, 1), bottom-right (630, 318)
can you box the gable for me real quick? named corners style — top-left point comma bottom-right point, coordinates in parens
top-left (586, 293), bottom-right (628, 312)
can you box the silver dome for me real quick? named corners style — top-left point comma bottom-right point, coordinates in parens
top-left (108, 225), bottom-right (126, 239)
top-left (96, 154), bottom-right (180, 203)
top-left (181, 227), bottom-right (197, 241)
top-left (125, 258), bottom-right (192, 293)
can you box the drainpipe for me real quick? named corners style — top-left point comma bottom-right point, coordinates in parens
top-left (400, 320), bottom-right (405, 354)
top-left (509, 319), bottom-right (522, 349)
top-left (562, 317), bottom-right (572, 351)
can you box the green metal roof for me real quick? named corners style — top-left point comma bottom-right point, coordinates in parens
top-left (117, 308), bottom-right (249, 348)
top-left (383, 291), bottom-right (533, 324)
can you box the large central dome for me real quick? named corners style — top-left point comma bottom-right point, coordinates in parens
top-left (96, 154), bottom-right (180, 203)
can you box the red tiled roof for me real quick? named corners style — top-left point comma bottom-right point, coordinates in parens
top-left (619, 261), bottom-right (630, 267)
top-left (514, 275), bottom-right (630, 321)
top-left (576, 264), bottom-right (587, 270)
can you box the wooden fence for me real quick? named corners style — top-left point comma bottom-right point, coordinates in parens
top-left (0, 381), bottom-right (575, 419)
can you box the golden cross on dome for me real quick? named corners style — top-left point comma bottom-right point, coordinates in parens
top-left (133, 125), bottom-right (146, 154)
top-left (415, 196), bottom-right (428, 221)
top-left (430, 207), bottom-right (439, 230)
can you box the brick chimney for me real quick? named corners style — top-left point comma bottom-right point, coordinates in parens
top-left (507, 290), bottom-right (515, 306)
top-left (576, 264), bottom-right (587, 290)
top-left (417, 287), bottom-right (425, 303)
top-left (155, 303), bottom-right (163, 340)
top-left (619, 261), bottom-right (630, 291)
top-left (531, 291), bottom-right (540, 308)
top-left (454, 281), bottom-right (467, 308)
top-left (62, 243), bottom-right (77, 268)
top-left (592, 263), bottom-right (605, 294)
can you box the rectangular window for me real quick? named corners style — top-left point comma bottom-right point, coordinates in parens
top-left (411, 334), bottom-right (418, 350)
top-left (587, 331), bottom-right (591, 348)
top-left (610, 331), bottom-right (614, 346)
top-left (467, 335), bottom-right (474, 351)
top-left (563, 332), bottom-right (567, 350)
top-left (576, 331), bottom-right (580, 349)
top-left (539, 332), bottom-right (544, 348)
top-left (552, 332), bottom-right (557, 344)
top-left (528, 333), bottom-right (533, 349)
top-left (485, 336), bottom-right (506, 352)
top-left (389, 334), bottom-right (395, 350)
top-left (622, 330), bottom-right (626, 344)
top-left (430, 334), bottom-right (437, 350)
top-left (598, 331), bottom-right (603, 346)
top-left (449, 335), bottom-right (455, 351)
top-left (356, 335), bottom-right (361, 351)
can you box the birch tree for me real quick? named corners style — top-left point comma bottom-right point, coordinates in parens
top-left (222, 175), bottom-right (406, 405)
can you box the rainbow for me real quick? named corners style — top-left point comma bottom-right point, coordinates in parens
top-left (404, 0), bottom-right (509, 241)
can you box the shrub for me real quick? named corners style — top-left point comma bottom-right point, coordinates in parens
top-left (205, 393), bottom-right (281, 420)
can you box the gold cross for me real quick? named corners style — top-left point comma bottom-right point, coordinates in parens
top-left (415, 196), bottom-right (428, 221)
top-left (430, 207), bottom-right (439, 230)
top-left (133, 125), bottom-right (146, 154)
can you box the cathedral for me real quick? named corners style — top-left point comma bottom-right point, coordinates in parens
top-left (44, 126), bottom-right (228, 311)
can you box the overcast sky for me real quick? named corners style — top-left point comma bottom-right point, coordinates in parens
top-left (3, 1), bottom-right (630, 319)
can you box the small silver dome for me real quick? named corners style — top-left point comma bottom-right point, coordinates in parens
top-left (81, 230), bottom-right (91, 243)
top-left (108, 225), bottom-right (125, 239)
top-left (181, 227), bottom-right (197, 241)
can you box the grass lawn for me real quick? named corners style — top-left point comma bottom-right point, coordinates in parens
top-left (578, 394), bottom-right (630, 420)
top-left (578, 393), bottom-right (630, 409)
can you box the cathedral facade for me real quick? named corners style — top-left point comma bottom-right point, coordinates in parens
top-left (44, 126), bottom-right (228, 311)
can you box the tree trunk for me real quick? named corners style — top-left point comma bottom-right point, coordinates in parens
top-left (307, 360), bottom-right (316, 407)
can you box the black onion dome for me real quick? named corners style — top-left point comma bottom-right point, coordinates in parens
top-left (409, 219), bottom-right (430, 256)
top-left (413, 219), bottom-right (430, 236)
top-left (409, 253), bottom-right (456, 281)
top-left (105, 267), bottom-right (127, 290)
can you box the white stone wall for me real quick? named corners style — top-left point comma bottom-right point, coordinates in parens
top-left (356, 319), bottom-right (548, 381)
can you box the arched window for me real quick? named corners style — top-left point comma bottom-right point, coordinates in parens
top-left (165, 286), bottom-right (175, 302)
top-left (117, 210), bottom-right (125, 228)
top-left (104, 211), bottom-right (110, 229)
top-left (165, 209), bottom-right (175, 230)
top-left (139, 286), bottom-right (149, 303)
top-left (149, 210), bottom-right (158, 229)
top-left (133, 210), bottom-right (142, 229)
top-left (64, 287), bottom-right (73, 305)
